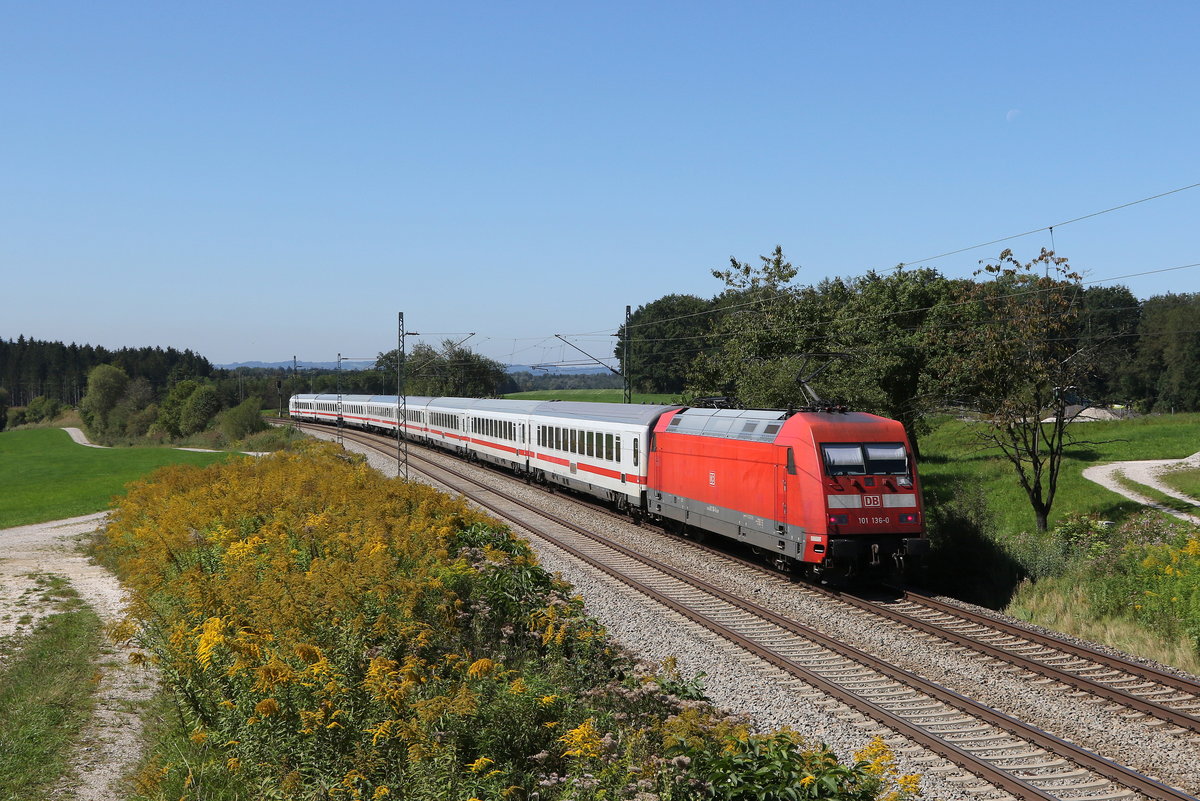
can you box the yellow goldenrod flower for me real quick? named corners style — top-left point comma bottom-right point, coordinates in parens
top-left (559, 718), bottom-right (604, 758)
top-left (254, 698), bottom-right (281, 717)
top-left (467, 658), bottom-right (496, 678)
top-left (195, 617), bottom-right (224, 669)
top-left (468, 756), bottom-right (494, 772)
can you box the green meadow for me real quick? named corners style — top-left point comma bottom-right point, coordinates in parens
top-left (1161, 466), bottom-right (1200, 502)
top-left (0, 428), bottom-right (230, 528)
top-left (919, 412), bottom-right (1200, 536)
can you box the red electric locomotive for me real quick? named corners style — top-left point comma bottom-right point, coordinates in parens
top-left (646, 407), bottom-right (926, 578)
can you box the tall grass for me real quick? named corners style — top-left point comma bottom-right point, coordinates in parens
top-left (1008, 575), bottom-right (1200, 674)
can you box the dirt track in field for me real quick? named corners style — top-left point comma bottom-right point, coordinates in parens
top-left (1083, 450), bottom-right (1200, 525)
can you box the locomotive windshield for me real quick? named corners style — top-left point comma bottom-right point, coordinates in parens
top-left (821, 442), bottom-right (909, 476)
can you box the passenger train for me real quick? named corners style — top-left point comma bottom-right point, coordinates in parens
top-left (289, 394), bottom-right (928, 578)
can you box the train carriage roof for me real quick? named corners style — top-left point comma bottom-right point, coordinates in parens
top-left (663, 407), bottom-right (789, 443)
top-left (425, 397), bottom-right (545, 414)
top-left (531, 401), bottom-right (681, 427)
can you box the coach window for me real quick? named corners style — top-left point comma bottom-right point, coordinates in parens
top-left (586, 431), bottom-right (594, 457)
top-left (567, 429), bottom-right (575, 453)
top-left (633, 438), bottom-right (639, 467)
top-left (605, 433), bottom-right (614, 461)
top-left (615, 435), bottom-right (621, 462)
top-left (554, 427), bottom-right (562, 451)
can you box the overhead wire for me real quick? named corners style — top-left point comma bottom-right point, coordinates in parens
top-left (550, 181), bottom-right (1200, 339)
top-left (391, 181), bottom-right (1200, 367)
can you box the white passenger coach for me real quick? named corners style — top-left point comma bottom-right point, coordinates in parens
top-left (288, 393), bottom-right (681, 510)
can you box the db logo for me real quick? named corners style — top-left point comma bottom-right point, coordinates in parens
top-left (863, 495), bottom-right (882, 507)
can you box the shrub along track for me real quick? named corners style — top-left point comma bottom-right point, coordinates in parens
top-left (291, 420), bottom-right (1200, 801)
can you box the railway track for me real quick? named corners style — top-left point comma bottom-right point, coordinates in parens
top-left (671, 539), bottom-right (1200, 737)
top-left (285, 420), bottom-right (1199, 801)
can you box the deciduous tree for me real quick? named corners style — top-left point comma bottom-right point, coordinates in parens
top-left (80, 364), bottom-right (129, 435)
top-left (927, 249), bottom-right (1098, 532)
top-left (614, 294), bottom-right (717, 394)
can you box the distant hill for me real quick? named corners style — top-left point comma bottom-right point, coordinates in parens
top-left (216, 361), bottom-right (372, 371)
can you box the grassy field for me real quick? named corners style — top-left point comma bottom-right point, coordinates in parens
top-left (0, 428), bottom-right (230, 529)
top-left (504, 388), bottom-right (681, 404)
top-left (1111, 471), bottom-right (1200, 515)
top-left (1161, 466), bottom-right (1200, 502)
top-left (919, 413), bottom-right (1200, 535)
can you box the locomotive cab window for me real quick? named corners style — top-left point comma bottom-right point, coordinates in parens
top-left (864, 443), bottom-right (908, 475)
top-left (821, 444), bottom-right (866, 476)
top-left (821, 443), bottom-right (910, 476)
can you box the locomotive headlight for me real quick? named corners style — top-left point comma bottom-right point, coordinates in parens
top-left (899, 513), bottom-right (918, 524)
top-left (828, 513), bottom-right (849, 525)
top-left (897, 477), bottom-right (912, 488)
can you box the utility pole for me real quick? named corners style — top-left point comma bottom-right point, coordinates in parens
top-left (623, 304), bottom-right (632, 404)
top-left (397, 313), bottom-right (422, 479)
top-left (398, 313), bottom-right (406, 479)
top-left (291, 356), bottom-right (298, 429)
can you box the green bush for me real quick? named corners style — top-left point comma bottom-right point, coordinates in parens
top-left (178, 384), bottom-right (220, 436)
top-left (23, 396), bottom-right (62, 423)
top-left (154, 380), bottom-right (199, 438)
top-left (219, 396), bottom-right (268, 442)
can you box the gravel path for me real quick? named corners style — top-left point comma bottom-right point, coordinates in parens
top-left (61, 427), bottom-right (109, 449)
top-left (0, 513), bottom-right (158, 801)
top-left (1082, 451), bottom-right (1200, 525)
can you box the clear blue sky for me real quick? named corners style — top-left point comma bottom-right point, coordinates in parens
top-left (4, 1), bottom-right (1198, 368)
